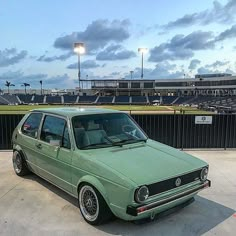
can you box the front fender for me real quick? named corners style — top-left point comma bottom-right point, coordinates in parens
top-left (77, 175), bottom-right (109, 204)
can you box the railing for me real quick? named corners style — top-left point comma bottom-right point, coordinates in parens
top-left (0, 114), bottom-right (236, 150)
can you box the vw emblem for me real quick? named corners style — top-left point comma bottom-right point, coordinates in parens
top-left (175, 178), bottom-right (181, 187)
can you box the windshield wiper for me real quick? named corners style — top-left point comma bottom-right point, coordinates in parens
top-left (80, 142), bottom-right (111, 150)
top-left (133, 139), bottom-right (147, 143)
top-left (114, 138), bottom-right (147, 146)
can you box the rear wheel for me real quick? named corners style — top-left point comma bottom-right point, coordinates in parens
top-left (78, 184), bottom-right (113, 225)
top-left (12, 151), bottom-right (30, 176)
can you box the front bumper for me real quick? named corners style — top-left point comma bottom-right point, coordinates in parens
top-left (127, 179), bottom-right (211, 216)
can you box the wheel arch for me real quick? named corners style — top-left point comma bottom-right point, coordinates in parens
top-left (13, 145), bottom-right (31, 171)
top-left (13, 145), bottom-right (25, 159)
top-left (77, 175), bottom-right (110, 206)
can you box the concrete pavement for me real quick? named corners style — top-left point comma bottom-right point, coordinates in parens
top-left (0, 150), bottom-right (235, 236)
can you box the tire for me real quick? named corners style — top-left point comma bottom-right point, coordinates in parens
top-left (78, 183), bottom-right (113, 225)
top-left (12, 151), bottom-right (30, 176)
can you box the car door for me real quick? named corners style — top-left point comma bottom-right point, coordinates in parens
top-left (35, 114), bottom-right (73, 193)
top-left (18, 112), bottom-right (43, 174)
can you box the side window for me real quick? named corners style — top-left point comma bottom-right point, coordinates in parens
top-left (22, 113), bottom-right (42, 138)
top-left (40, 115), bottom-right (70, 149)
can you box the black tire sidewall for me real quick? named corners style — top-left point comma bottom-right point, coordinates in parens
top-left (78, 183), bottom-right (113, 225)
top-left (13, 151), bottom-right (29, 176)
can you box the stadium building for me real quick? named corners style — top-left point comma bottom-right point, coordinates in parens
top-left (0, 74), bottom-right (236, 112)
top-left (85, 74), bottom-right (236, 97)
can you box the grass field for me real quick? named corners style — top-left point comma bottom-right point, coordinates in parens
top-left (0, 104), bottom-right (213, 115)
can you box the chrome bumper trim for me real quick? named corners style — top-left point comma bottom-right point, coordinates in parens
top-left (126, 179), bottom-right (211, 216)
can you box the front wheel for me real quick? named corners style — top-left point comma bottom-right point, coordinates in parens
top-left (78, 184), bottom-right (113, 225)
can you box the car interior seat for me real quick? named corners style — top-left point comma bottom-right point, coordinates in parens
top-left (85, 129), bottom-right (107, 145)
top-left (74, 128), bottom-right (107, 147)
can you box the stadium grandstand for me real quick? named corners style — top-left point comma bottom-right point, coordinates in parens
top-left (0, 73), bottom-right (236, 113)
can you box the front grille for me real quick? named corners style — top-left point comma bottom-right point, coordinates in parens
top-left (148, 169), bottom-right (202, 196)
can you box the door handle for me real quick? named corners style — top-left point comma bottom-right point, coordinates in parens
top-left (35, 143), bottom-right (42, 149)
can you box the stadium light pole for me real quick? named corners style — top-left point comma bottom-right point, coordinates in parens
top-left (138, 48), bottom-right (148, 79)
top-left (130, 71), bottom-right (134, 80)
top-left (39, 80), bottom-right (43, 95)
top-left (74, 43), bottom-right (85, 88)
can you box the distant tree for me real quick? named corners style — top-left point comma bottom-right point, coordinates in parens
top-left (5, 81), bottom-right (15, 94)
top-left (21, 83), bottom-right (30, 94)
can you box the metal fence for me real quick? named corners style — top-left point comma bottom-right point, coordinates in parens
top-left (0, 114), bottom-right (24, 150)
top-left (1, 114), bottom-right (236, 150)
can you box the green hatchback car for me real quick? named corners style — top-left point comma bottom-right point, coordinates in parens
top-left (12, 108), bottom-right (210, 225)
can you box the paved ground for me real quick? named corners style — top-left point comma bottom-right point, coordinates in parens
top-left (0, 150), bottom-right (235, 236)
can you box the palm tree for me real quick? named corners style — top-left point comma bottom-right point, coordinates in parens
top-left (5, 81), bottom-right (15, 94)
top-left (21, 83), bottom-right (30, 94)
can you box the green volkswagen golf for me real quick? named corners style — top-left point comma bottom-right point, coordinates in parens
top-left (12, 108), bottom-right (210, 225)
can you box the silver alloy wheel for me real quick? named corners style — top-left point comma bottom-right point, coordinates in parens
top-left (79, 185), bottom-right (99, 222)
top-left (13, 152), bottom-right (22, 174)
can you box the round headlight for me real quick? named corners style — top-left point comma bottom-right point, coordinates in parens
top-left (200, 167), bottom-right (208, 181)
top-left (135, 186), bottom-right (149, 203)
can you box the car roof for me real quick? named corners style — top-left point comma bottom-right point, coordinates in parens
top-left (31, 107), bottom-right (123, 118)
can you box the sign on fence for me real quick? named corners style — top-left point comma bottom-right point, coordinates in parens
top-left (195, 116), bottom-right (213, 124)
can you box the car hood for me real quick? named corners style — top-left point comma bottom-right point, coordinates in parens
top-left (84, 140), bottom-right (207, 186)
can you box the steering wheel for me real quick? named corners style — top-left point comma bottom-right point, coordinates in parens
top-left (122, 125), bottom-right (136, 134)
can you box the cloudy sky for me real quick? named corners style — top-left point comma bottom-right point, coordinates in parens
top-left (1, 0), bottom-right (236, 89)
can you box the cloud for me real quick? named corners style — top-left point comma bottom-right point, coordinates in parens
top-left (0, 71), bottom-right (47, 85)
top-left (188, 59), bottom-right (201, 70)
top-left (96, 44), bottom-right (136, 61)
top-left (44, 74), bottom-right (70, 85)
top-left (163, 0), bottom-right (236, 29)
top-left (197, 67), bottom-right (235, 75)
top-left (54, 19), bottom-right (130, 54)
top-left (215, 24), bottom-right (236, 41)
top-left (149, 31), bottom-right (215, 62)
top-left (37, 52), bottom-right (72, 62)
top-left (67, 60), bottom-right (100, 69)
top-left (0, 48), bottom-right (27, 67)
top-left (124, 62), bottom-right (183, 80)
top-left (205, 60), bottom-right (230, 68)
top-left (0, 71), bottom-right (70, 87)
top-left (110, 72), bottom-right (121, 76)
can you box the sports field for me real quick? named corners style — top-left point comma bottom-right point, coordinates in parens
top-left (0, 105), bottom-right (213, 115)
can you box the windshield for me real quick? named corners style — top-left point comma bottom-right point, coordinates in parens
top-left (72, 113), bottom-right (147, 149)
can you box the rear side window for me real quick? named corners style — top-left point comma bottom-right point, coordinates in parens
top-left (22, 113), bottom-right (43, 138)
top-left (40, 115), bottom-right (71, 149)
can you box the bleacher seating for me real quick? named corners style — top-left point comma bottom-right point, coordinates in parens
top-left (190, 96), bottom-right (214, 105)
top-left (1, 94), bottom-right (19, 104)
top-left (63, 95), bottom-right (77, 104)
top-left (0, 93), bottom-right (235, 112)
top-left (97, 96), bottom-right (113, 104)
top-left (0, 96), bottom-right (8, 105)
top-left (148, 96), bottom-right (161, 103)
top-left (46, 95), bottom-right (62, 104)
top-left (114, 96), bottom-right (130, 104)
top-left (78, 96), bottom-right (97, 103)
top-left (162, 96), bottom-right (178, 105)
top-left (34, 95), bottom-right (45, 103)
top-left (173, 96), bottom-right (194, 105)
top-left (18, 94), bottom-right (33, 104)
top-left (132, 96), bottom-right (147, 104)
